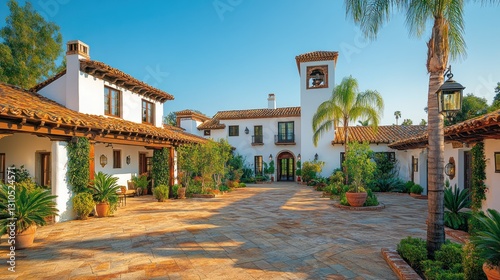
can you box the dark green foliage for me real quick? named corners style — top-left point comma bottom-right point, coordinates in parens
top-left (422, 242), bottom-right (464, 279)
top-left (227, 153), bottom-right (244, 181)
top-left (470, 142), bottom-right (486, 211)
top-left (471, 209), bottom-right (500, 266)
top-left (404, 181), bottom-right (415, 193)
top-left (444, 184), bottom-right (471, 230)
top-left (410, 184), bottom-right (424, 194)
top-left (369, 177), bottom-right (406, 192)
top-left (67, 137), bottom-right (90, 193)
top-left (397, 237), bottom-right (427, 271)
top-left (0, 184), bottom-right (58, 234)
top-left (0, 0), bottom-right (63, 88)
top-left (463, 242), bottom-right (487, 280)
top-left (301, 160), bottom-right (324, 183)
top-left (8, 164), bottom-right (30, 183)
top-left (364, 188), bottom-right (379, 206)
top-left (152, 148), bottom-right (170, 187)
top-left (171, 184), bottom-right (179, 199)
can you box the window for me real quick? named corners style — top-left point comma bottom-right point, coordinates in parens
top-left (142, 100), bottom-right (155, 124)
top-left (412, 156), bottom-right (419, 172)
top-left (229, 125), bottom-right (239, 136)
top-left (254, 156), bottom-right (263, 176)
top-left (204, 130), bottom-right (211, 136)
top-left (277, 122), bottom-right (294, 143)
top-left (340, 152), bottom-right (345, 167)
top-left (495, 152), bottom-right (500, 173)
top-left (253, 125), bottom-right (263, 144)
top-left (113, 150), bottom-right (121, 169)
top-left (104, 86), bottom-right (121, 117)
top-left (374, 152), bottom-right (396, 162)
top-left (0, 153), bottom-right (5, 183)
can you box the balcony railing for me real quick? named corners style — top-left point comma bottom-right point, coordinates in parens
top-left (275, 133), bottom-right (295, 145)
top-left (252, 135), bottom-right (264, 145)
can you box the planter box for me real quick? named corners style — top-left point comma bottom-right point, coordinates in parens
top-left (410, 193), bottom-right (428, 199)
top-left (191, 194), bottom-right (216, 198)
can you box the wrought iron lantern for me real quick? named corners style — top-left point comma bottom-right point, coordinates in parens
top-left (99, 154), bottom-right (107, 167)
top-left (436, 66), bottom-right (465, 121)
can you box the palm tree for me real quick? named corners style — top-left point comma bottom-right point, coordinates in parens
top-left (394, 111), bottom-right (401, 125)
top-left (358, 119), bottom-right (370, 126)
top-left (344, 0), bottom-right (498, 257)
top-left (312, 76), bottom-right (384, 182)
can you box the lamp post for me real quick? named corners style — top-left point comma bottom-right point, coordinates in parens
top-left (436, 66), bottom-right (465, 121)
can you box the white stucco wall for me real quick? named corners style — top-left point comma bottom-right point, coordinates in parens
top-left (94, 143), bottom-right (153, 187)
top-left (299, 60), bottom-right (336, 177)
top-left (208, 117), bottom-right (301, 178)
top-left (51, 140), bottom-right (73, 222)
top-left (483, 139), bottom-right (500, 212)
top-left (38, 73), bottom-right (67, 106)
top-left (179, 118), bottom-right (204, 136)
top-left (0, 134), bottom-right (52, 184)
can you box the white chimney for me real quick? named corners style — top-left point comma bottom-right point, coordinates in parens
top-left (65, 40), bottom-right (90, 112)
top-left (268, 93), bottom-right (276, 109)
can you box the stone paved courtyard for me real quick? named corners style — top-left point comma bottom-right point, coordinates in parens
top-left (0, 183), bottom-right (428, 279)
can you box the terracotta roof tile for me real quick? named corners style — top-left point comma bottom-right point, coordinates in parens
top-left (332, 125), bottom-right (428, 145)
top-left (197, 119), bottom-right (226, 130)
top-left (31, 60), bottom-right (174, 103)
top-left (389, 109), bottom-right (500, 150)
top-left (197, 107), bottom-right (301, 130)
top-left (214, 107), bottom-right (301, 120)
top-left (295, 51), bottom-right (338, 72)
top-left (0, 83), bottom-right (205, 144)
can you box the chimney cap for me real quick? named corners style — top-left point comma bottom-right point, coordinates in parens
top-left (66, 40), bottom-right (90, 59)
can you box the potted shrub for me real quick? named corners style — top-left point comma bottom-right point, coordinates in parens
top-left (177, 184), bottom-right (186, 199)
top-left (91, 172), bottom-right (120, 217)
top-left (471, 209), bottom-right (500, 280)
top-left (343, 142), bottom-right (375, 207)
top-left (153, 185), bottom-right (170, 202)
top-left (72, 192), bottom-right (95, 220)
top-left (410, 184), bottom-right (424, 197)
top-left (132, 174), bottom-right (150, 195)
top-left (0, 185), bottom-right (58, 249)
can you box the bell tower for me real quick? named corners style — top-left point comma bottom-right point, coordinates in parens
top-left (296, 51), bottom-right (338, 169)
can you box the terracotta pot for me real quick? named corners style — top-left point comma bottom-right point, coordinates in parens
top-left (95, 202), bottom-right (109, 217)
top-left (345, 192), bottom-right (368, 207)
top-left (16, 225), bottom-right (37, 249)
top-left (483, 263), bottom-right (500, 280)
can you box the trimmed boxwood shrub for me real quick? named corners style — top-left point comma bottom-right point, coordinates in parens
top-left (397, 236), bottom-right (427, 271)
top-left (72, 192), bottom-right (94, 220)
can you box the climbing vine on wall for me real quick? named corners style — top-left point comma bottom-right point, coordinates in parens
top-left (470, 141), bottom-right (487, 211)
top-left (67, 137), bottom-right (90, 193)
top-left (152, 148), bottom-right (170, 188)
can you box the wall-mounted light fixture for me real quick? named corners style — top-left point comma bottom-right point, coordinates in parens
top-left (269, 154), bottom-right (273, 161)
top-left (444, 157), bottom-right (456, 180)
top-left (100, 154), bottom-right (108, 167)
top-left (314, 153), bottom-right (319, 161)
top-left (126, 155), bottom-right (131, 165)
top-left (297, 154), bottom-right (301, 161)
top-left (244, 127), bottom-right (249, 134)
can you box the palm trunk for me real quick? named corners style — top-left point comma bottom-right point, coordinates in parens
top-left (426, 16), bottom-right (448, 259)
top-left (343, 119), bottom-right (349, 185)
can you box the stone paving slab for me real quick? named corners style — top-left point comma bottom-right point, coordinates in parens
top-left (0, 183), bottom-right (428, 279)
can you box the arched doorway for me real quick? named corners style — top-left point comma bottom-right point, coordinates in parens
top-left (277, 151), bottom-right (295, 181)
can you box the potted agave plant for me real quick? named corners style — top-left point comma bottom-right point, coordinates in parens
top-left (91, 172), bottom-right (120, 217)
top-left (0, 185), bottom-right (58, 249)
top-left (343, 142), bottom-right (376, 207)
top-left (471, 209), bottom-right (500, 280)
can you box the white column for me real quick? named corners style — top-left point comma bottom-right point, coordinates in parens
top-left (173, 149), bottom-right (178, 185)
top-left (51, 141), bottom-right (75, 222)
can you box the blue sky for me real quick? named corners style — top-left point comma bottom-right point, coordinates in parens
top-left (1, 0), bottom-right (499, 125)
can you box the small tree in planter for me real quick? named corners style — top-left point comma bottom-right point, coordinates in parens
top-left (296, 160), bottom-right (302, 182)
top-left (343, 141), bottom-right (376, 207)
top-left (153, 185), bottom-right (170, 202)
top-left (268, 160), bottom-right (275, 181)
top-left (132, 174), bottom-right (150, 196)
